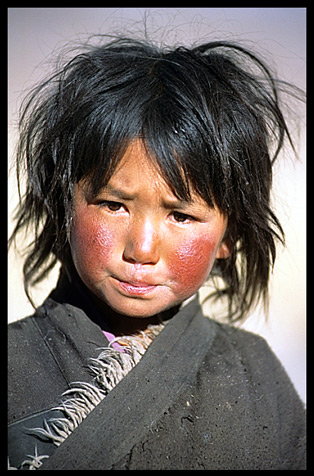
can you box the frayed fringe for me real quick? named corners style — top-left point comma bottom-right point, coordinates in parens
top-left (27, 322), bottom-right (164, 451)
top-left (7, 446), bottom-right (49, 470)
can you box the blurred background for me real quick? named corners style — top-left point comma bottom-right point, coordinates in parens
top-left (8, 8), bottom-right (306, 402)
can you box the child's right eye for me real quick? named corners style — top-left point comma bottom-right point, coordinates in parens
top-left (99, 200), bottom-right (123, 212)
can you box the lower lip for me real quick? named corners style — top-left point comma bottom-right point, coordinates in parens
top-left (115, 279), bottom-right (158, 296)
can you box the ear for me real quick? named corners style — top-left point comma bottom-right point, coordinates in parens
top-left (215, 240), bottom-right (231, 259)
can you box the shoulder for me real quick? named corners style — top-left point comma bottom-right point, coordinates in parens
top-left (206, 320), bottom-right (300, 397)
top-left (198, 319), bottom-right (306, 469)
top-left (8, 298), bottom-right (107, 424)
top-left (8, 305), bottom-right (68, 423)
top-left (208, 320), bottom-right (283, 369)
top-left (199, 318), bottom-right (306, 431)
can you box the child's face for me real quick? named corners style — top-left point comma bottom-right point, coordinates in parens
top-left (70, 140), bottom-right (229, 318)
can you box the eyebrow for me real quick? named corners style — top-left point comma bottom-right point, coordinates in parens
top-left (102, 184), bottom-right (195, 209)
top-left (103, 185), bottom-right (136, 201)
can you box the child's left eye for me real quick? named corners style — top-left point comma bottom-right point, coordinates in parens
top-left (172, 211), bottom-right (194, 223)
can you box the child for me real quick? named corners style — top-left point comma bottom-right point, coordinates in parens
top-left (8, 36), bottom-right (305, 470)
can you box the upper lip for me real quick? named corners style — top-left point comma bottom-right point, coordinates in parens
top-left (113, 276), bottom-right (159, 287)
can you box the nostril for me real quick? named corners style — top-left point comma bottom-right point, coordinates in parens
top-left (123, 221), bottom-right (160, 265)
top-left (122, 242), bottom-right (160, 265)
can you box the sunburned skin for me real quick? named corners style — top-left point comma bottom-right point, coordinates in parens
top-left (70, 139), bottom-right (229, 329)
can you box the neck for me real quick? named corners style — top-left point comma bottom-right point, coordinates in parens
top-left (51, 265), bottom-right (179, 337)
top-left (91, 292), bottom-right (179, 337)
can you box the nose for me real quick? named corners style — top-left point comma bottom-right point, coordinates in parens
top-left (123, 218), bottom-right (160, 266)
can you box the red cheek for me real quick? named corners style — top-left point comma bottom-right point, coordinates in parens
top-left (71, 208), bottom-right (114, 272)
top-left (169, 235), bottom-right (218, 293)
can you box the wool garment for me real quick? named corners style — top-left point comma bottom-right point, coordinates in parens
top-left (8, 271), bottom-right (306, 470)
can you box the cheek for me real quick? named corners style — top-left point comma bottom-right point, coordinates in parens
top-left (70, 209), bottom-right (114, 276)
top-left (168, 235), bottom-right (218, 295)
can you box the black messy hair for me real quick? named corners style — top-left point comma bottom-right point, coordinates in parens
top-left (9, 36), bottom-right (304, 322)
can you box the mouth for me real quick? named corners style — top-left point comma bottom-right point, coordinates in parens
top-left (113, 277), bottom-right (159, 296)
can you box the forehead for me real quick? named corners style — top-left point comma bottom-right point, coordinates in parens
top-left (102, 140), bottom-right (208, 207)
top-left (79, 137), bottom-right (219, 214)
top-left (108, 140), bottom-right (168, 192)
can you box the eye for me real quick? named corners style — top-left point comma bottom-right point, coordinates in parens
top-left (172, 211), bottom-right (195, 223)
top-left (99, 200), bottom-right (124, 212)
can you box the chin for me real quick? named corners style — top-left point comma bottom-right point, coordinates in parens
top-left (105, 293), bottom-right (177, 319)
top-left (110, 302), bottom-right (166, 319)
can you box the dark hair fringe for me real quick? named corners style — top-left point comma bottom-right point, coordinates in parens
top-left (9, 35), bottom-right (305, 322)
